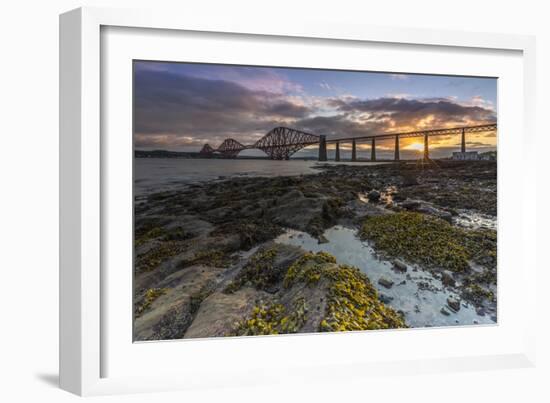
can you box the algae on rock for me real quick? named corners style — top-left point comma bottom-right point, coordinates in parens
top-left (284, 252), bottom-right (406, 332)
top-left (229, 250), bottom-right (406, 336)
top-left (135, 288), bottom-right (168, 316)
top-left (230, 298), bottom-right (308, 336)
top-left (360, 212), bottom-right (496, 273)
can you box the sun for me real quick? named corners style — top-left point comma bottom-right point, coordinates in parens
top-left (407, 142), bottom-right (424, 151)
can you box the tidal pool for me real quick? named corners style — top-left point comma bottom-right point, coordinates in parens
top-left (275, 225), bottom-right (495, 328)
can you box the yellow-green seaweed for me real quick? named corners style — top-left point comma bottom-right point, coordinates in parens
top-left (320, 264), bottom-right (406, 331)
top-left (285, 251), bottom-right (406, 332)
top-left (179, 249), bottom-right (235, 270)
top-left (230, 298), bottom-right (308, 336)
top-left (360, 212), bottom-right (496, 272)
top-left (224, 246), bottom-right (279, 293)
top-left (283, 251), bottom-right (336, 288)
top-left (136, 242), bottom-right (183, 272)
top-left (136, 288), bottom-right (168, 315)
top-left (135, 227), bottom-right (165, 247)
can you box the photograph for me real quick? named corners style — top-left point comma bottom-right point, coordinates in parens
top-left (132, 61), bottom-right (498, 341)
top-left (1, 0), bottom-right (544, 400)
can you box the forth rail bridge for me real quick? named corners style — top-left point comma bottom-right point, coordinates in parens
top-left (199, 123), bottom-right (497, 161)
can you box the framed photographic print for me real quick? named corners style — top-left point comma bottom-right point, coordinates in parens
top-left (132, 60), bottom-right (498, 341)
top-left (60, 7), bottom-right (537, 396)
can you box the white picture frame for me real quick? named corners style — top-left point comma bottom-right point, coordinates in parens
top-left (59, 6), bottom-right (537, 396)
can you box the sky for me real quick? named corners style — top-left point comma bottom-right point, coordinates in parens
top-left (134, 61), bottom-right (497, 159)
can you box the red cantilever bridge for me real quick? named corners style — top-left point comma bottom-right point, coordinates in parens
top-left (199, 124), bottom-right (497, 161)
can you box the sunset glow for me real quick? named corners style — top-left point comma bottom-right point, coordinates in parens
top-left (134, 61), bottom-right (497, 159)
top-left (406, 142), bottom-right (424, 152)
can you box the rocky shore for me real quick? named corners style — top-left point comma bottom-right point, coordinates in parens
top-left (134, 160), bottom-right (497, 340)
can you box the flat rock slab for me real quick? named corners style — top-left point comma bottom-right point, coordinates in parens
top-left (185, 287), bottom-right (268, 338)
top-left (134, 265), bottom-right (226, 341)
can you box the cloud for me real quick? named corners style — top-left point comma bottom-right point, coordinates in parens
top-left (385, 93), bottom-right (412, 99)
top-left (462, 95), bottom-right (495, 111)
top-left (134, 68), bottom-right (496, 151)
top-left (319, 81), bottom-right (332, 91)
top-left (293, 114), bottom-right (389, 139)
top-left (286, 96), bottom-right (496, 142)
top-left (203, 67), bottom-right (304, 94)
top-left (140, 62), bottom-right (305, 95)
top-left (330, 97), bottom-right (496, 131)
top-left (134, 69), bottom-right (311, 148)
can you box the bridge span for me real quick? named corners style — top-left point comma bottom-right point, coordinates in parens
top-left (199, 123), bottom-right (497, 161)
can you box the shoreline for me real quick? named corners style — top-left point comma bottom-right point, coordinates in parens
top-left (133, 160), bottom-right (497, 340)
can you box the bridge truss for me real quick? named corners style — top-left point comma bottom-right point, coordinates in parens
top-left (253, 127), bottom-right (319, 160)
top-left (199, 144), bottom-right (214, 155)
top-left (217, 138), bottom-right (246, 158)
top-left (198, 123), bottom-right (497, 161)
top-left (326, 123), bottom-right (497, 143)
top-left (199, 127), bottom-right (319, 160)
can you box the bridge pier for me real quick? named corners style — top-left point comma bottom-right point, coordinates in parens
top-left (394, 135), bottom-right (400, 161)
top-left (423, 133), bottom-right (429, 160)
top-left (200, 124), bottom-right (497, 163)
top-left (318, 135), bottom-right (327, 161)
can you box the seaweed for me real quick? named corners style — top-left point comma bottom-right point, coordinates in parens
top-left (162, 226), bottom-right (192, 242)
top-left (320, 264), bottom-right (406, 331)
top-left (283, 251), bottom-right (336, 288)
top-left (176, 247), bottom-right (237, 270)
top-left (135, 288), bottom-right (168, 316)
top-left (462, 283), bottom-right (495, 304)
top-left (224, 246), bottom-right (280, 293)
top-left (230, 298), bottom-right (308, 336)
top-left (214, 219), bottom-right (284, 250)
top-left (360, 212), bottom-right (496, 272)
top-left (135, 226), bottom-right (165, 247)
top-left (136, 242), bottom-right (183, 272)
top-left (284, 251), bottom-right (406, 332)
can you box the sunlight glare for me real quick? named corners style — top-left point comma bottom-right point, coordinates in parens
top-left (407, 142), bottom-right (424, 151)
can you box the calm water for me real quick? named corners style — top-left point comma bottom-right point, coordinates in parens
top-left (134, 158), bottom-right (383, 196)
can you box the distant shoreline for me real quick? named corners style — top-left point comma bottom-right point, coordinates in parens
top-left (135, 149), bottom-right (495, 161)
top-left (135, 149), bottom-right (272, 159)
top-left (135, 150), bottom-right (435, 162)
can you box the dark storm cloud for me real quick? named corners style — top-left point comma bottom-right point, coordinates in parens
top-left (134, 69), bottom-right (310, 145)
top-left (268, 102), bottom-right (310, 118)
top-left (293, 114), bottom-right (389, 139)
top-left (332, 97), bottom-right (496, 127)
